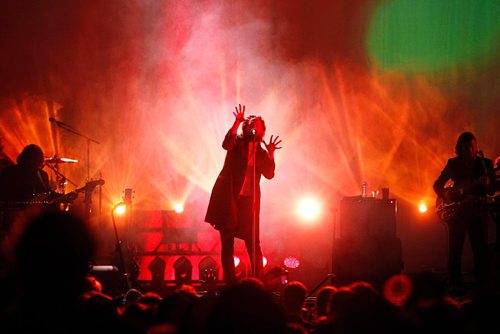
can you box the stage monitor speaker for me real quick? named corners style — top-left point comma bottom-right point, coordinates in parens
top-left (340, 197), bottom-right (397, 238)
top-left (89, 265), bottom-right (124, 297)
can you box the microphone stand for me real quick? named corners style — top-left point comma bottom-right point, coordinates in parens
top-left (307, 207), bottom-right (338, 297)
top-left (51, 119), bottom-right (100, 181)
top-left (43, 162), bottom-right (78, 191)
top-left (52, 119), bottom-right (101, 219)
top-left (251, 134), bottom-right (258, 279)
top-left (330, 207), bottom-right (338, 284)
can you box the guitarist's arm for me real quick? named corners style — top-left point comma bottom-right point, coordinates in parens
top-left (433, 160), bottom-right (458, 202)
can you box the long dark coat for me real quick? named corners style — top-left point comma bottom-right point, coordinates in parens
top-left (205, 130), bottom-right (275, 239)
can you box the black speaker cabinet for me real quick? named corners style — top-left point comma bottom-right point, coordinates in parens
top-left (332, 237), bottom-right (403, 287)
top-left (340, 197), bottom-right (397, 238)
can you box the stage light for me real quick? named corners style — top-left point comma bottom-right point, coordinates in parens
top-left (199, 256), bottom-right (218, 282)
top-left (173, 256), bottom-right (192, 286)
top-left (418, 201), bottom-right (428, 213)
top-left (174, 203), bottom-right (184, 213)
top-left (263, 256), bottom-right (268, 268)
top-left (148, 256), bottom-right (166, 289)
top-left (235, 259), bottom-right (248, 279)
top-left (233, 256), bottom-right (240, 268)
top-left (283, 256), bottom-right (300, 269)
top-left (113, 202), bottom-right (127, 215)
top-left (297, 197), bottom-right (321, 221)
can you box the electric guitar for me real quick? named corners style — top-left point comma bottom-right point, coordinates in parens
top-left (435, 193), bottom-right (459, 222)
top-left (435, 182), bottom-right (487, 223)
top-left (437, 152), bottom-right (499, 223)
top-left (32, 179), bottom-right (105, 205)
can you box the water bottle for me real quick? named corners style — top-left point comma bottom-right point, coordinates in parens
top-left (362, 181), bottom-right (367, 198)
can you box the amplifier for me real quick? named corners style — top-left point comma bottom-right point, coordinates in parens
top-left (339, 197), bottom-right (397, 238)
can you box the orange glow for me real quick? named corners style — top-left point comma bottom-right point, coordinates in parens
top-left (418, 201), bottom-right (428, 213)
top-left (297, 197), bottom-right (322, 222)
top-left (174, 203), bottom-right (184, 213)
top-left (1, 1), bottom-right (498, 289)
top-left (0, 50), bottom-right (495, 232)
top-left (113, 203), bottom-right (127, 215)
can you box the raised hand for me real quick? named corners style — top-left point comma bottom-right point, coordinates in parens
top-left (233, 104), bottom-right (245, 123)
top-left (229, 104), bottom-right (246, 135)
top-left (263, 135), bottom-right (282, 159)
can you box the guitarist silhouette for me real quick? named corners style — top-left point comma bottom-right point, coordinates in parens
top-left (433, 132), bottom-right (496, 296)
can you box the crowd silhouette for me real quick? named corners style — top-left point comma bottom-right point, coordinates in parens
top-left (0, 208), bottom-right (499, 333)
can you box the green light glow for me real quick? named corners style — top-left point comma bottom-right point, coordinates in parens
top-left (367, 0), bottom-right (499, 71)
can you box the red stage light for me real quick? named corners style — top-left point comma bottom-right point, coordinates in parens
top-left (297, 197), bottom-right (321, 222)
top-left (283, 256), bottom-right (300, 269)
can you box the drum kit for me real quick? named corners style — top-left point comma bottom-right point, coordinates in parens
top-left (43, 154), bottom-right (104, 211)
top-left (40, 115), bottom-right (104, 215)
top-left (44, 154), bottom-right (79, 193)
top-left (0, 155), bottom-right (103, 238)
top-left (0, 116), bottom-right (105, 238)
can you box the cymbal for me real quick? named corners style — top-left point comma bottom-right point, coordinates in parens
top-left (45, 157), bottom-right (79, 164)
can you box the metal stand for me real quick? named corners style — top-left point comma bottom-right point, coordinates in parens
top-left (51, 117), bottom-right (100, 180)
top-left (331, 207), bottom-right (338, 282)
top-left (43, 159), bottom-right (78, 193)
top-left (307, 273), bottom-right (336, 298)
top-left (307, 207), bottom-right (338, 297)
top-left (251, 137), bottom-right (258, 278)
top-left (111, 203), bottom-right (131, 293)
top-left (50, 116), bottom-right (102, 219)
top-left (111, 202), bottom-right (145, 301)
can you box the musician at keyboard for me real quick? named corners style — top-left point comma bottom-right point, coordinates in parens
top-left (433, 132), bottom-right (496, 296)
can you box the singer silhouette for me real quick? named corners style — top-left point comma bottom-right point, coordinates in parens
top-left (205, 104), bottom-right (282, 284)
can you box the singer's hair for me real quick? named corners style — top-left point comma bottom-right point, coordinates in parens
top-left (455, 132), bottom-right (476, 156)
top-left (17, 144), bottom-right (44, 165)
top-left (242, 115), bottom-right (266, 134)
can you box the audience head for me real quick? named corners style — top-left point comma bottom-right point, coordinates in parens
top-left (14, 208), bottom-right (96, 301)
top-left (282, 280), bottom-right (308, 314)
top-left (315, 285), bottom-right (337, 317)
top-left (207, 278), bottom-right (287, 333)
